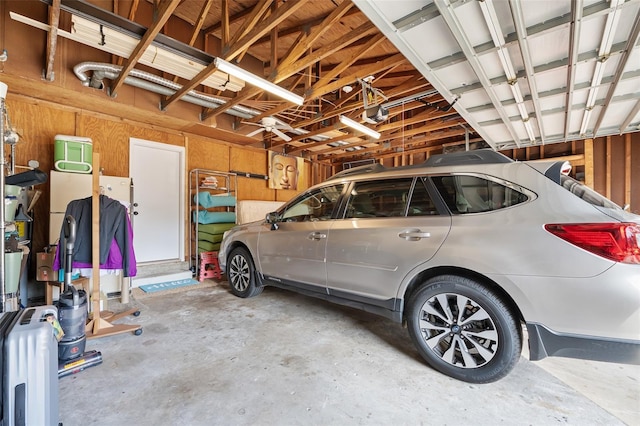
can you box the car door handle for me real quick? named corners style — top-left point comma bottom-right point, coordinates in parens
top-left (398, 229), bottom-right (431, 241)
top-left (308, 232), bottom-right (327, 240)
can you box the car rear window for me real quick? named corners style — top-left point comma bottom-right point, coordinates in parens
top-left (560, 175), bottom-right (621, 210)
top-left (431, 175), bottom-right (528, 214)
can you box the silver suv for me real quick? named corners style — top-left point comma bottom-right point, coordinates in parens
top-left (218, 149), bottom-right (640, 383)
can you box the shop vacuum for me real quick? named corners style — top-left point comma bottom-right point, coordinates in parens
top-left (57, 215), bottom-right (103, 378)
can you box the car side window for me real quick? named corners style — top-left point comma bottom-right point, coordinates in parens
top-left (431, 175), bottom-right (528, 214)
top-left (281, 184), bottom-right (344, 222)
top-left (345, 178), bottom-right (413, 218)
top-left (408, 179), bottom-right (439, 216)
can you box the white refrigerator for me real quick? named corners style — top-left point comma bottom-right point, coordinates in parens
top-left (49, 170), bottom-right (133, 299)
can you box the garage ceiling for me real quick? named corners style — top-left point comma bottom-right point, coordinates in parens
top-left (355, 0), bottom-right (640, 151)
top-left (23, 0), bottom-right (640, 165)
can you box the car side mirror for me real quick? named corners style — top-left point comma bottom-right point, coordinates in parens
top-left (266, 212), bottom-right (279, 230)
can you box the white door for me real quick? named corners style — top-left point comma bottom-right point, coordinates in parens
top-left (130, 138), bottom-right (185, 263)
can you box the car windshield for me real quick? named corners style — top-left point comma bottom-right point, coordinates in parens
top-left (560, 175), bottom-right (622, 210)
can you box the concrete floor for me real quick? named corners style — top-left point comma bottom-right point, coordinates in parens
top-left (59, 280), bottom-right (640, 426)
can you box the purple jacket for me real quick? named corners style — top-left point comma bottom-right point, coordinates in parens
top-left (53, 195), bottom-right (137, 277)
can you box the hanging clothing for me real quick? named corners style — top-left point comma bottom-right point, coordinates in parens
top-left (53, 195), bottom-right (137, 277)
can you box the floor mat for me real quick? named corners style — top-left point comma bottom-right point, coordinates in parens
top-left (138, 278), bottom-right (200, 293)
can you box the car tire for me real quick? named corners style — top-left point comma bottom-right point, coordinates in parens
top-left (227, 247), bottom-right (263, 298)
top-left (407, 275), bottom-right (521, 383)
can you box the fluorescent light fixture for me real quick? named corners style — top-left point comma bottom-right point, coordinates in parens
top-left (599, 0), bottom-right (623, 56)
top-left (497, 48), bottom-right (517, 81)
top-left (509, 83), bottom-right (530, 121)
top-left (580, 108), bottom-right (592, 136)
top-left (523, 119), bottom-right (536, 142)
top-left (214, 58), bottom-right (304, 105)
top-left (510, 82), bottom-right (524, 104)
top-left (339, 115), bottom-right (381, 139)
top-left (585, 60), bottom-right (606, 109)
top-left (479, 0), bottom-right (517, 80)
top-left (68, 15), bottom-right (245, 92)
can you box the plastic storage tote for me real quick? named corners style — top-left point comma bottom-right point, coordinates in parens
top-left (54, 135), bottom-right (93, 173)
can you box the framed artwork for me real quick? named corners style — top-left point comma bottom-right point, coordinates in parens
top-left (268, 151), bottom-right (302, 190)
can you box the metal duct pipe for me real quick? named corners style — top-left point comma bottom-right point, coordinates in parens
top-left (73, 62), bottom-right (257, 119)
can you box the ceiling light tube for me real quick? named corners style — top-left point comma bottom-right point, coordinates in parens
top-left (580, 109), bottom-right (592, 135)
top-left (479, 0), bottom-right (517, 80)
top-left (497, 48), bottom-right (517, 81)
top-left (599, 0), bottom-right (623, 56)
top-left (516, 103), bottom-right (529, 120)
top-left (510, 83), bottom-right (524, 104)
top-left (523, 119), bottom-right (535, 142)
top-left (479, 0), bottom-right (506, 46)
top-left (339, 115), bottom-right (381, 139)
top-left (214, 58), bottom-right (304, 105)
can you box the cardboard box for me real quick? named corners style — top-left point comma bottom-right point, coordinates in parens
top-left (36, 252), bottom-right (56, 282)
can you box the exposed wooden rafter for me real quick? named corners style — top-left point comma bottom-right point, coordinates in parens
top-left (44, 0), bottom-right (61, 81)
top-left (110, 0), bottom-right (181, 97)
top-left (25, 0), bottom-right (479, 164)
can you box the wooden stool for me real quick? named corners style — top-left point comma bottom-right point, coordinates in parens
top-left (45, 276), bottom-right (90, 305)
top-left (199, 251), bottom-right (222, 281)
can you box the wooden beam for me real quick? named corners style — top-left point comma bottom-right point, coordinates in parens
top-left (584, 138), bottom-right (594, 187)
top-left (110, 0), bottom-right (181, 96)
top-left (116, 0), bottom-right (140, 66)
top-left (605, 135), bottom-right (611, 198)
top-left (304, 53), bottom-right (406, 101)
top-left (317, 123), bottom-right (467, 156)
top-left (204, 4), bottom-right (252, 35)
top-left (526, 154), bottom-right (585, 164)
top-left (202, 8), bottom-right (371, 121)
top-left (269, 0), bottom-right (279, 74)
top-left (278, 0), bottom-right (354, 70)
top-left (189, 0), bottom-right (213, 46)
top-left (170, 0), bottom-right (213, 85)
top-left (224, 0), bottom-right (273, 59)
top-left (255, 7), bottom-right (361, 47)
top-left (377, 109), bottom-right (457, 133)
top-left (205, 2), bottom-right (352, 120)
top-left (288, 133), bottom-right (352, 154)
top-left (293, 81), bottom-right (429, 130)
top-left (625, 133), bottom-right (631, 208)
top-left (223, 0), bottom-right (307, 62)
top-left (221, 0), bottom-right (230, 45)
top-left (44, 0), bottom-right (61, 81)
top-left (313, 34), bottom-right (385, 90)
top-left (166, 0), bottom-right (306, 112)
top-left (281, 22), bottom-right (378, 81)
top-left (341, 130), bottom-right (474, 160)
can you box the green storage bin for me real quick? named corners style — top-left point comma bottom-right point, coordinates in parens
top-left (54, 135), bottom-right (93, 173)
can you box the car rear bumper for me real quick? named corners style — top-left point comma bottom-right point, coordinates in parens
top-left (527, 323), bottom-right (640, 365)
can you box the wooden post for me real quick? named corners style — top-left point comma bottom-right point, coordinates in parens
top-left (584, 139), bottom-right (594, 188)
top-left (85, 152), bottom-right (142, 338)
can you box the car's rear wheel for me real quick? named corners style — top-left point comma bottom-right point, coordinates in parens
top-left (227, 247), bottom-right (263, 298)
top-left (407, 275), bottom-right (521, 383)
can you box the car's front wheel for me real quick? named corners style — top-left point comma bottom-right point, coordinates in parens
top-left (227, 247), bottom-right (263, 298)
top-left (407, 275), bottom-right (521, 383)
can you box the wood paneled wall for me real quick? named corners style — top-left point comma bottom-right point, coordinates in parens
top-left (4, 95), bottom-right (309, 276)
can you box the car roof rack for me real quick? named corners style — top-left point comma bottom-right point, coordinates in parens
top-left (424, 149), bottom-right (514, 167)
top-left (330, 163), bottom-right (387, 179)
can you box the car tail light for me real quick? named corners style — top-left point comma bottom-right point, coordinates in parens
top-left (544, 223), bottom-right (640, 264)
